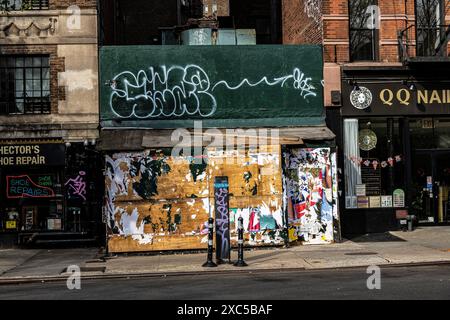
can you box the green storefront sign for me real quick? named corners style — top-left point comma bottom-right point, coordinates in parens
top-left (100, 45), bottom-right (324, 128)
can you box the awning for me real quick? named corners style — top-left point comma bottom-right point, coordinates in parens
top-left (97, 126), bottom-right (335, 151)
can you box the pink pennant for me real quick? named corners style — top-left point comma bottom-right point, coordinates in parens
top-left (381, 161), bottom-right (388, 168)
top-left (364, 160), bottom-right (371, 167)
top-left (395, 155), bottom-right (402, 162)
top-left (372, 160), bottom-right (379, 170)
top-left (387, 157), bottom-right (394, 167)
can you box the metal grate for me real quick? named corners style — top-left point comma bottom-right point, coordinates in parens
top-left (29, 0), bottom-right (49, 10)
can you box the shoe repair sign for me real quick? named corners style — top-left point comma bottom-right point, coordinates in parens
top-left (0, 144), bottom-right (65, 167)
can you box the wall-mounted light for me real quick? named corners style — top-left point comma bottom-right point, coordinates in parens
top-left (403, 79), bottom-right (417, 92)
top-left (349, 80), bottom-right (360, 91)
top-left (65, 142), bottom-right (71, 148)
top-left (105, 80), bottom-right (118, 88)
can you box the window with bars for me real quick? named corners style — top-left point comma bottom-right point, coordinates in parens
top-left (0, 56), bottom-right (51, 115)
top-left (3, 0), bottom-right (49, 10)
top-left (349, 0), bottom-right (379, 61)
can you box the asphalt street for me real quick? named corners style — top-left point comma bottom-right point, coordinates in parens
top-left (0, 265), bottom-right (449, 300)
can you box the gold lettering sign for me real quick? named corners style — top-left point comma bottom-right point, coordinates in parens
top-left (380, 89), bottom-right (394, 106)
top-left (397, 89), bottom-right (410, 106)
top-left (415, 90), bottom-right (450, 105)
top-left (380, 89), bottom-right (410, 106)
top-left (418, 90), bottom-right (428, 104)
top-left (0, 145), bottom-right (47, 166)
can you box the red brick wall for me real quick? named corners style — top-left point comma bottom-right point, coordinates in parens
top-left (322, 0), bottom-right (423, 63)
top-left (201, 0), bottom-right (229, 16)
top-left (0, 46), bottom-right (65, 114)
top-left (282, 0), bottom-right (323, 44)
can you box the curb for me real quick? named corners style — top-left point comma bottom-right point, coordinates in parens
top-left (1, 260), bottom-right (450, 286)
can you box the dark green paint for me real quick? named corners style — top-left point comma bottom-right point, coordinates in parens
top-left (100, 45), bottom-right (324, 128)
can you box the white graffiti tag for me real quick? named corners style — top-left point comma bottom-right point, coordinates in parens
top-left (304, 0), bottom-right (322, 27)
top-left (110, 65), bottom-right (217, 119)
top-left (109, 65), bottom-right (318, 119)
top-left (212, 68), bottom-right (317, 99)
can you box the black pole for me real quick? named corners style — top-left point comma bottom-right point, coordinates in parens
top-left (233, 217), bottom-right (247, 267)
top-left (202, 217), bottom-right (217, 268)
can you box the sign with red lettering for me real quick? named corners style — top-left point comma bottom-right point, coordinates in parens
top-left (7, 175), bottom-right (56, 198)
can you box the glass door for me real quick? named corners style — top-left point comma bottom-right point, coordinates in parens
top-left (434, 151), bottom-right (450, 223)
top-left (411, 152), bottom-right (435, 223)
top-left (412, 150), bottom-right (450, 224)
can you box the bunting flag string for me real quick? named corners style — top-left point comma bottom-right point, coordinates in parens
top-left (348, 155), bottom-right (403, 169)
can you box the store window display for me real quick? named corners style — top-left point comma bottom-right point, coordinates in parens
top-left (344, 118), bottom-right (405, 209)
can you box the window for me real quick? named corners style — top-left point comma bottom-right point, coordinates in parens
top-left (3, 0), bottom-right (49, 10)
top-left (415, 0), bottom-right (448, 56)
top-left (349, 0), bottom-right (379, 61)
top-left (344, 118), bottom-right (405, 209)
top-left (0, 56), bottom-right (50, 115)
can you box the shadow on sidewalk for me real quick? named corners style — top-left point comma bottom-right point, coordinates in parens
top-left (345, 232), bottom-right (407, 243)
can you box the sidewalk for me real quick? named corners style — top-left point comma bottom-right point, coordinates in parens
top-left (1, 227), bottom-right (450, 283)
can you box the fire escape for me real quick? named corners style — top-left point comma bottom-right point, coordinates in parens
top-left (398, 24), bottom-right (450, 64)
top-left (398, 1), bottom-right (450, 65)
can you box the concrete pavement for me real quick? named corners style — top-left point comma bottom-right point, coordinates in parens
top-left (1, 227), bottom-right (449, 283)
top-left (1, 265), bottom-right (450, 300)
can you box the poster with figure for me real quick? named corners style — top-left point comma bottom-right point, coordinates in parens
top-left (284, 148), bottom-right (335, 244)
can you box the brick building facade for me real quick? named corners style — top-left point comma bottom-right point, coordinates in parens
top-left (0, 0), bottom-right (103, 247)
top-left (287, 0), bottom-right (450, 235)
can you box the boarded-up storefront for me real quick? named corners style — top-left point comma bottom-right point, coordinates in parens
top-left (105, 146), bottom-right (284, 252)
top-left (99, 45), bottom-right (338, 252)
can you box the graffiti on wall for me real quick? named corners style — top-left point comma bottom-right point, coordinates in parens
top-left (304, 0), bottom-right (322, 28)
top-left (214, 177), bottom-right (231, 261)
top-left (65, 171), bottom-right (87, 201)
top-left (284, 148), bottom-right (334, 244)
top-left (109, 65), bottom-right (317, 119)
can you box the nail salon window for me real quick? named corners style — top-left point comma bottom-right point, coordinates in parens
top-left (344, 118), bottom-right (405, 209)
top-left (410, 118), bottom-right (450, 149)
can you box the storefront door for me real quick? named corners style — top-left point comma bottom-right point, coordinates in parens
top-left (412, 150), bottom-right (450, 224)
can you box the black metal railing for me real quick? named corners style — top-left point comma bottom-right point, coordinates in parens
top-left (1, 0), bottom-right (49, 11)
top-left (27, 0), bottom-right (49, 10)
top-left (0, 97), bottom-right (50, 115)
top-left (398, 24), bottom-right (450, 63)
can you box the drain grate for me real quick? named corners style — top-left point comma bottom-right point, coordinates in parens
top-left (345, 252), bottom-right (378, 256)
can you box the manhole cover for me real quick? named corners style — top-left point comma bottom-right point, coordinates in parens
top-left (345, 252), bottom-right (378, 256)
